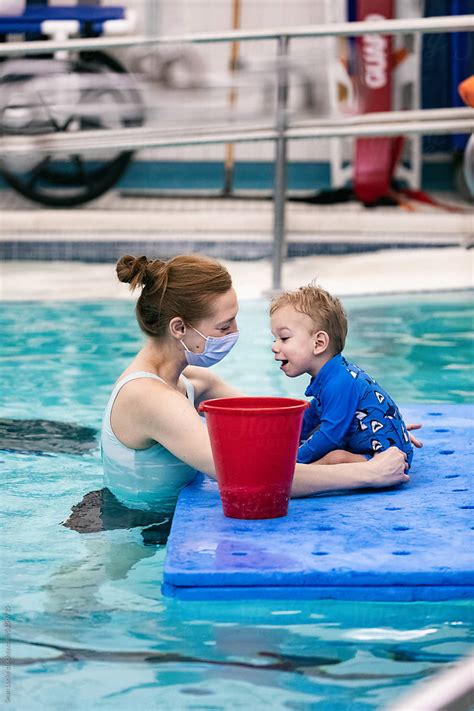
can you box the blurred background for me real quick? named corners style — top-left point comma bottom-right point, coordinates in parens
top-left (0, 0), bottom-right (472, 293)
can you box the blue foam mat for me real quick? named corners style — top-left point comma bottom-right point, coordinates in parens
top-left (163, 405), bottom-right (474, 600)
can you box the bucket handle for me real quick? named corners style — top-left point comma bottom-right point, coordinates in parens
top-left (199, 399), bottom-right (310, 414)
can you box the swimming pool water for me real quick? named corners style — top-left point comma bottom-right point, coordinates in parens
top-left (1, 292), bottom-right (473, 710)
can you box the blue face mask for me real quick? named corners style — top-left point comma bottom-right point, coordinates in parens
top-left (182, 326), bottom-right (239, 367)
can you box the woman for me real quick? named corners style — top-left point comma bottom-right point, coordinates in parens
top-left (98, 253), bottom-right (411, 519)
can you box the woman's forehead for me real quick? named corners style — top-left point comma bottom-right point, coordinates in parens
top-left (207, 288), bottom-right (239, 322)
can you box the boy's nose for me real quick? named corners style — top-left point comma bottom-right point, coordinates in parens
top-left (272, 342), bottom-right (278, 354)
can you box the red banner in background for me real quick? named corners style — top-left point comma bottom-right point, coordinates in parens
top-left (355, 0), bottom-right (394, 113)
top-left (353, 0), bottom-right (401, 205)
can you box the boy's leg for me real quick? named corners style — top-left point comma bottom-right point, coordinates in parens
top-left (316, 450), bottom-right (368, 465)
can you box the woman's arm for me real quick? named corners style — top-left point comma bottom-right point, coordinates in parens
top-left (126, 380), bottom-right (409, 495)
top-left (147, 394), bottom-right (409, 495)
top-left (184, 366), bottom-right (244, 405)
top-left (290, 447), bottom-right (409, 497)
top-left (144, 392), bottom-right (409, 495)
top-left (147, 394), bottom-right (409, 494)
top-left (116, 379), bottom-right (218, 477)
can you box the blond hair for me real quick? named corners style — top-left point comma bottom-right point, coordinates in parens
top-left (270, 284), bottom-right (347, 353)
top-left (116, 254), bottom-right (232, 338)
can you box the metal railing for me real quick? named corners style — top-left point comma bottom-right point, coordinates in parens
top-left (0, 15), bottom-right (472, 55)
top-left (3, 108), bottom-right (472, 154)
top-left (1, 15), bottom-right (473, 287)
top-left (386, 652), bottom-right (474, 711)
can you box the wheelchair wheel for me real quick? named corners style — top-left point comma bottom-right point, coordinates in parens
top-left (0, 51), bottom-right (144, 207)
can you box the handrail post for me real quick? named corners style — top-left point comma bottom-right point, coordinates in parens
top-left (272, 34), bottom-right (290, 293)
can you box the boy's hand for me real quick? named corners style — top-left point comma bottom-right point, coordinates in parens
top-left (406, 423), bottom-right (423, 449)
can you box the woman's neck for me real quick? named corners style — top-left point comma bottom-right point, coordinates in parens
top-left (131, 339), bottom-right (186, 389)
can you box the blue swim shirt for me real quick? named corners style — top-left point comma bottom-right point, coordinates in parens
top-left (297, 354), bottom-right (413, 466)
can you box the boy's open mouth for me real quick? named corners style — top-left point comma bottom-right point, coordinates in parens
top-left (279, 359), bottom-right (289, 369)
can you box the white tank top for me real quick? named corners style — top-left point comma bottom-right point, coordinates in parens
top-left (101, 371), bottom-right (197, 512)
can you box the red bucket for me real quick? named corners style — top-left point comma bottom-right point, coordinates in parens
top-left (199, 397), bottom-right (309, 520)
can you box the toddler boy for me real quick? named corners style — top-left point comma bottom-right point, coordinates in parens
top-left (270, 285), bottom-right (413, 466)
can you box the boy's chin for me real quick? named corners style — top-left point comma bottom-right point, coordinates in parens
top-left (278, 360), bottom-right (305, 378)
top-left (282, 367), bottom-right (303, 379)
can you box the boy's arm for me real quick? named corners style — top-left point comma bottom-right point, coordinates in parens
top-left (297, 379), bottom-right (359, 463)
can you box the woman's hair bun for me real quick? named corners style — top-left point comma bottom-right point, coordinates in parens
top-left (116, 253), bottom-right (232, 339)
top-left (116, 255), bottom-right (150, 290)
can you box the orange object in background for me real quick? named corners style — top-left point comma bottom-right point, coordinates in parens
top-left (457, 76), bottom-right (474, 200)
top-left (458, 75), bottom-right (474, 107)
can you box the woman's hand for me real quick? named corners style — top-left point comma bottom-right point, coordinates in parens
top-left (406, 422), bottom-right (423, 449)
top-left (291, 446), bottom-right (409, 497)
top-left (365, 447), bottom-right (410, 488)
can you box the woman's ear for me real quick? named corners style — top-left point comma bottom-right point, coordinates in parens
top-left (313, 330), bottom-right (330, 355)
top-left (169, 317), bottom-right (185, 340)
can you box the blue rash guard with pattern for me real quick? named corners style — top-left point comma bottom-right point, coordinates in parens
top-left (297, 354), bottom-right (413, 466)
top-left (101, 371), bottom-right (197, 513)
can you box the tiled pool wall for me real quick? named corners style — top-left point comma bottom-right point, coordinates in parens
top-left (0, 239), bottom-right (460, 262)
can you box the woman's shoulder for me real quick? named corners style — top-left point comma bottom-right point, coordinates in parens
top-left (182, 366), bottom-right (217, 398)
top-left (121, 370), bottom-right (167, 384)
top-left (111, 370), bottom-right (166, 393)
top-left (111, 371), bottom-right (193, 430)
top-left (112, 371), bottom-right (172, 410)
top-left (107, 370), bottom-right (196, 451)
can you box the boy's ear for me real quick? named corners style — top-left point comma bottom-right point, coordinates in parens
top-left (313, 330), bottom-right (330, 354)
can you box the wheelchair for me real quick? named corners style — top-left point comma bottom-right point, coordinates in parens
top-left (0, 2), bottom-right (145, 207)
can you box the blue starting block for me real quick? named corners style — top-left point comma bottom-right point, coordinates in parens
top-left (163, 405), bottom-right (474, 601)
top-left (0, 4), bottom-right (127, 38)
